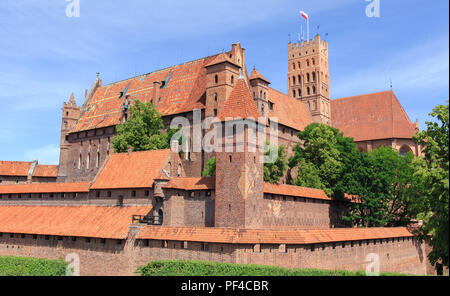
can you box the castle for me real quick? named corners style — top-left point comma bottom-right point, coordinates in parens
top-left (0, 35), bottom-right (432, 275)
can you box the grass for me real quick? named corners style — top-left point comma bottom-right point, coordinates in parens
top-left (0, 255), bottom-right (67, 276)
top-left (137, 260), bottom-right (409, 276)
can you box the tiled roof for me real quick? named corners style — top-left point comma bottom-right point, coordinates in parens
top-left (0, 161), bottom-right (32, 176)
top-left (263, 183), bottom-right (330, 200)
top-left (217, 78), bottom-right (261, 121)
top-left (331, 91), bottom-right (417, 141)
top-left (91, 149), bottom-right (171, 189)
top-left (137, 226), bottom-right (414, 244)
top-left (0, 182), bottom-right (90, 194)
top-left (205, 52), bottom-right (240, 68)
top-left (33, 165), bottom-right (58, 178)
top-left (249, 68), bottom-right (270, 84)
top-left (71, 54), bottom-right (222, 133)
top-left (267, 88), bottom-right (314, 131)
top-left (163, 177), bottom-right (215, 190)
top-left (0, 205), bottom-right (151, 239)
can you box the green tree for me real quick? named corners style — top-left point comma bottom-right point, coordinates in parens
top-left (202, 157), bottom-right (216, 177)
top-left (264, 144), bottom-right (288, 184)
top-left (412, 101), bottom-right (449, 269)
top-left (112, 100), bottom-right (178, 153)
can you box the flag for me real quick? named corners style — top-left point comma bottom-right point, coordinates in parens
top-left (300, 10), bottom-right (308, 21)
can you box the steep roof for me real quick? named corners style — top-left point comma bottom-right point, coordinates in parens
top-left (267, 88), bottom-right (314, 131)
top-left (0, 182), bottom-right (90, 194)
top-left (71, 54), bottom-right (222, 133)
top-left (216, 78), bottom-right (261, 121)
top-left (91, 149), bottom-right (171, 189)
top-left (137, 226), bottom-right (414, 244)
top-left (205, 52), bottom-right (240, 68)
top-left (331, 91), bottom-right (417, 142)
top-left (249, 68), bottom-right (270, 84)
top-left (0, 205), bottom-right (151, 239)
top-left (163, 177), bottom-right (215, 191)
top-left (263, 183), bottom-right (330, 200)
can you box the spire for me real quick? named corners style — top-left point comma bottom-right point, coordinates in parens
top-left (68, 93), bottom-right (76, 105)
top-left (249, 68), bottom-right (271, 84)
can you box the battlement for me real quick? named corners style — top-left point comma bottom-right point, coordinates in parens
top-left (288, 35), bottom-right (328, 58)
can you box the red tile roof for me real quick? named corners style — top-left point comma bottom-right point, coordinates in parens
top-left (163, 177), bottom-right (215, 191)
top-left (249, 68), bottom-right (270, 84)
top-left (263, 183), bottom-right (330, 200)
top-left (205, 52), bottom-right (240, 68)
top-left (0, 161), bottom-right (32, 176)
top-left (0, 182), bottom-right (90, 194)
top-left (71, 54), bottom-right (223, 133)
top-left (331, 91), bottom-right (417, 141)
top-left (267, 88), bottom-right (314, 131)
top-left (33, 165), bottom-right (58, 178)
top-left (137, 226), bottom-right (414, 244)
top-left (217, 78), bottom-right (261, 121)
top-left (0, 205), bottom-right (151, 239)
top-left (91, 150), bottom-right (171, 189)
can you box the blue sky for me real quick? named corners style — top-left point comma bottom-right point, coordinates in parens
top-left (0, 0), bottom-right (448, 164)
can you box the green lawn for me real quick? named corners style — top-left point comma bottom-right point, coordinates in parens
top-left (0, 256), bottom-right (67, 276)
top-left (137, 260), bottom-right (409, 276)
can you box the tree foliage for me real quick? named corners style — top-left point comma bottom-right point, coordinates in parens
top-left (411, 101), bottom-right (449, 269)
top-left (202, 157), bottom-right (216, 177)
top-left (264, 144), bottom-right (288, 184)
top-left (112, 100), bottom-right (178, 153)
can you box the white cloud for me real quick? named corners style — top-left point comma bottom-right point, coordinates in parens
top-left (23, 145), bottom-right (60, 165)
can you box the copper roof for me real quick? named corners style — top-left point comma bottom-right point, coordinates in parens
top-left (249, 68), bottom-right (270, 84)
top-left (0, 205), bottom-right (151, 239)
top-left (267, 88), bottom-right (314, 131)
top-left (71, 54), bottom-right (222, 132)
top-left (163, 177), bottom-right (215, 190)
top-left (217, 78), bottom-right (261, 121)
top-left (331, 91), bottom-right (417, 142)
top-left (91, 149), bottom-right (171, 189)
top-left (137, 226), bottom-right (414, 244)
top-left (264, 183), bottom-right (330, 200)
top-left (0, 182), bottom-right (90, 194)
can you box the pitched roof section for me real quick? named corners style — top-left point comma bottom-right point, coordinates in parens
top-left (164, 177), bottom-right (215, 191)
top-left (217, 78), bottom-right (261, 121)
top-left (71, 54), bottom-right (222, 133)
top-left (331, 91), bottom-right (417, 142)
top-left (0, 161), bottom-right (32, 176)
top-left (205, 52), bottom-right (240, 68)
top-left (263, 183), bottom-right (330, 200)
top-left (137, 226), bottom-right (414, 244)
top-left (267, 88), bottom-right (314, 131)
top-left (91, 149), bottom-right (171, 189)
top-left (33, 165), bottom-right (58, 178)
top-left (249, 68), bottom-right (270, 84)
top-left (0, 182), bottom-right (90, 194)
top-left (0, 205), bottom-right (151, 239)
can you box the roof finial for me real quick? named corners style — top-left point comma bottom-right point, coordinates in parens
top-left (96, 72), bottom-right (100, 80)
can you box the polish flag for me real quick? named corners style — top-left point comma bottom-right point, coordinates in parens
top-left (300, 11), bottom-right (308, 21)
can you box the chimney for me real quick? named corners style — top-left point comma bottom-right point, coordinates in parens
top-left (152, 81), bottom-right (161, 104)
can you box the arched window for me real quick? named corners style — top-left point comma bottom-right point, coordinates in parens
top-left (231, 75), bottom-right (234, 85)
top-left (313, 86), bottom-right (316, 94)
top-left (298, 75), bottom-right (301, 84)
top-left (215, 74), bottom-right (218, 84)
top-left (299, 88), bottom-right (302, 97)
top-left (307, 87), bottom-right (310, 95)
top-left (87, 153), bottom-right (90, 169)
top-left (96, 150), bottom-right (100, 168)
top-left (306, 59), bottom-right (310, 67)
top-left (293, 76), bottom-right (296, 85)
top-left (399, 145), bottom-right (412, 156)
top-left (293, 89), bottom-right (296, 98)
top-left (263, 92), bottom-right (266, 99)
top-left (312, 72), bottom-right (316, 81)
top-left (307, 73), bottom-right (310, 82)
top-left (312, 58), bottom-right (315, 65)
top-left (260, 90), bottom-right (263, 98)
top-left (229, 155), bottom-right (232, 163)
top-left (298, 62), bottom-right (301, 68)
top-left (214, 93), bottom-right (218, 102)
top-left (292, 63), bottom-right (295, 70)
top-left (78, 153), bottom-right (82, 169)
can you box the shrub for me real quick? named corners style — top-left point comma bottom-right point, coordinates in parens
top-left (0, 256), bottom-right (67, 276)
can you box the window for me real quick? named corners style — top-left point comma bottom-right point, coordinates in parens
top-left (101, 239), bottom-right (106, 244)
top-left (144, 190), bottom-right (149, 197)
top-left (214, 75), bottom-right (218, 84)
top-left (298, 75), bottom-right (301, 84)
top-left (96, 191), bottom-right (100, 198)
top-left (313, 86), bottom-right (316, 94)
top-left (312, 72), bottom-right (316, 81)
top-left (86, 238), bottom-right (91, 243)
top-left (307, 73), bottom-right (310, 82)
top-left (292, 63), bottom-right (295, 70)
top-left (214, 93), bottom-right (218, 102)
top-left (268, 101), bottom-right (274, 110)
top-left (33, 234), bottom-right (37, 240)
top-left (312, 58), bottom-right (315, 65)
top-left (293, 90), bottom-right (296, 98)
top-left (107, 191), bottom-right (112, 197)
top-left (229, 155), bottom-right (232, 163)
top-left (231, 75), bottom-right (234, 85)
top-left (78, 153), bottom-right (82, 169)
top-left (307, 87), bottom-right (310, 95)
top-left (292, 76), bottom-right (296, 85)
top-left (306, 59), bottom-right (310, 67)
top-left (132, 191), bottom-right (136, 197)
top-left (96, 150), bottom-right (100, 168)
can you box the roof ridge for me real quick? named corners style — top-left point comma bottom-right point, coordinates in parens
top-left (332, 90), bottom-right (392, 102)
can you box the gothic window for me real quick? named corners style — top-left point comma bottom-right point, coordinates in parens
top-left (299, 88), bottom-right (302, 97)
top-left (313, 86), bottom-right (316, 94)
top-left (306, 59), bottom-right (310, 67)
top-left (96, 150), bottom-right (100, 168)
top-left (231, 75), bottom-right (234, 85)
top-left (214, 93), bottom-right (218, 102)
top-left (87, 152), bottom-right (90, 169)
top-left (293, 89), bottom-right (296, 98)
top-left (78, 153), bottom-right (82, 169)
top-left (215, 74), bottom-right (218, 84)
top-left (264, 92), bottom-right (266, 99)
top-left (312, 58), bottom-right (315, 65)
top-left (312, 72), bottom-right (316, 81)
top-left (307, 73), bottom-right (310, 82)
top-left (292, 63), bottom-right (295, 70)
top-left (298, 62), bottom-right (301, 68)
top-left (292, 76), bottom-right (296, 85)
top-left (307, 87), bottom-right (310, 95)
top-left (177, 163), bottom-right (182, 177)
top-left (298, 75), bottom-right (301, 84)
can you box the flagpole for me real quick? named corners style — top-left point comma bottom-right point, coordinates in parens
top-left (307, 18), bottom-right (309, 41)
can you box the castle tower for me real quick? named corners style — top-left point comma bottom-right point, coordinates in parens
top-left (58, 93), bottom-right (81, 182)
top-left (249, 67), bottom-right (271, 118)
top-left (288, 34), bottom-right (331, 125)
top-left (214, 76), bottom-right (265, 228)
top-left (205, 52), bottom-right (242, 118)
